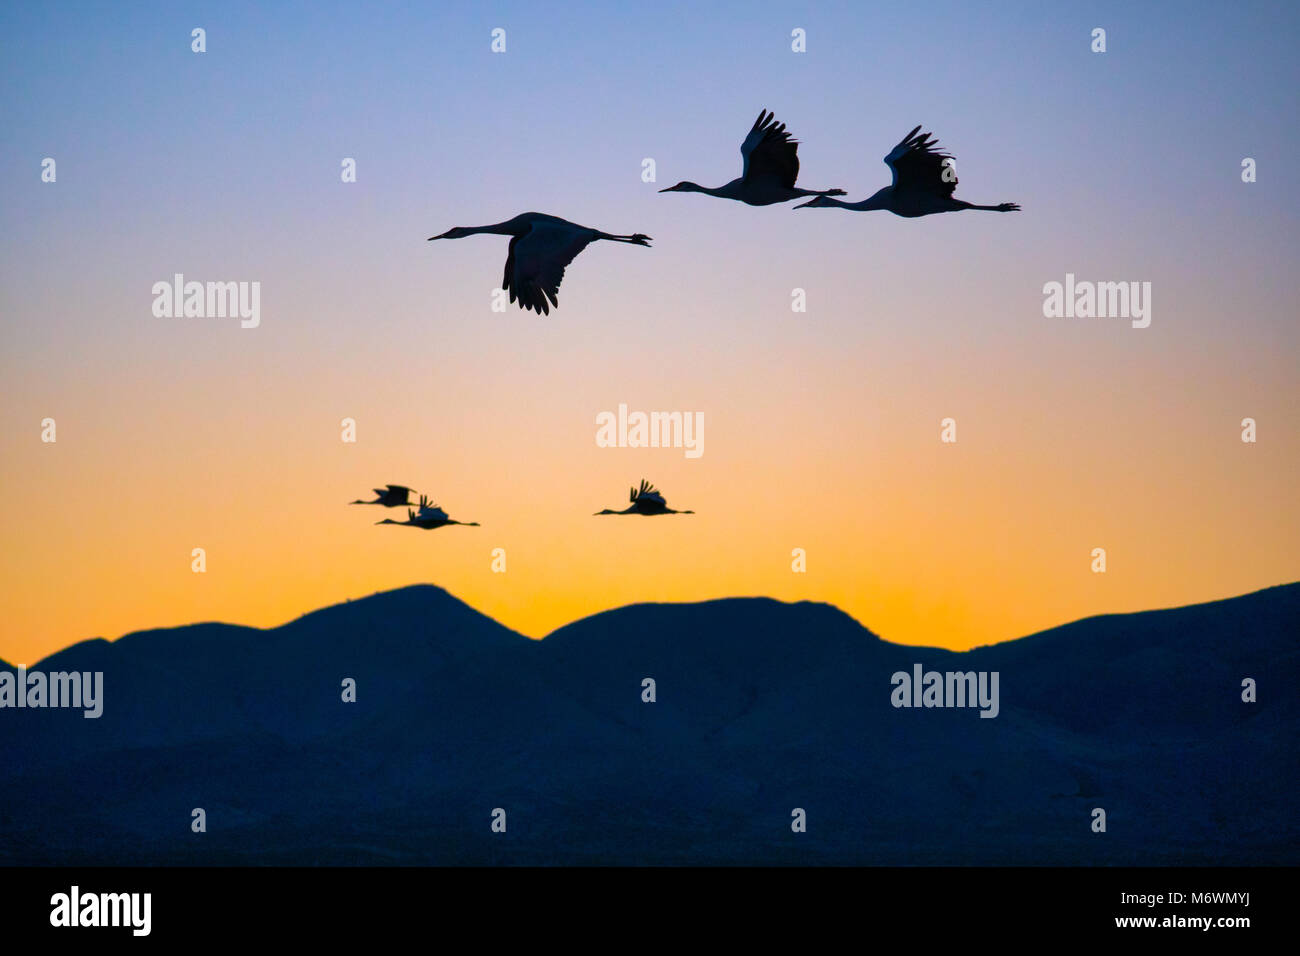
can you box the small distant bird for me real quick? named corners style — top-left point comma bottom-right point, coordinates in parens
top-left (428, 212), bottom-right (651, 315)
top-left (350, 484), bottom-right (417, 507)
top-left (658, 109), bottom-right (846, 206)
top-left (594, 480), bottom-right (694, 516)
top-left (376, 495), bottom-right (480, 530)
top-left (795, 125), bottom-right (1020, 217)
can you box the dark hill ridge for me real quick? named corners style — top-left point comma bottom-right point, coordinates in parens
top-left (5, 586), bottom-right (545, 756)
top-left (0, 582), bottom-right (1295, 865)
top-left (966, 583), bottom-right (1300, 735)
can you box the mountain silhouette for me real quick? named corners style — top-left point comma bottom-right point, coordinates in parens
top-left (1, 584), bottom-right (1294, 865)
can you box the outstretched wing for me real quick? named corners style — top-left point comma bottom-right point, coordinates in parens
top-left (740, 110), bottom-right (800, 189)
top-left (634, 479), bottom-right (666, 506)
top-left (883, 126), bottom-right (957, 198)
top-left (503, 222), bottom-right (595, 315)
top-left (416, 494), bottom-right (449, 520)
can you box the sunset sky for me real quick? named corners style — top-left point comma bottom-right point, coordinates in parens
top-left (2, 1), bottom-right (1297, 666)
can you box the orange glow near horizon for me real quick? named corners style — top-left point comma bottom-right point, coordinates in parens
top-left (3, 285), bottom-right (1296, 666)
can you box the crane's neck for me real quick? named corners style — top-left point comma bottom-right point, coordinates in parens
top-left (675, 180), bottom-right (742, 199)
top-left (854, 189), bottom-right (892, 211)
top-left (821, 189), bottom-right (890, 211)
top-left (461, 218), bottom-right (526, 236)
top-left (708, 180), bottom-right (746, 200)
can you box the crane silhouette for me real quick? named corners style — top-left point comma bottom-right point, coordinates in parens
top-left (376, 495), bottom-right (481, 530)
top-left (594, 480), bottom-right (694, 516)
top-left (659, 109), bottom-right (846, 206)
top-left (350, 484), bottom-right (417, 507)
top-left (795, 125), bottom-right (1020, 217)
top-left (428, 212), bottom-right (651, 315)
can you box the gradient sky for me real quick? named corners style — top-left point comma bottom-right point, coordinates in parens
top-left (2, 1), bottom-right (1298, 666)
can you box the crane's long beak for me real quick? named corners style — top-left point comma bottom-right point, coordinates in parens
top-left (793, 199), bottom-right (818, 209)
top-left (427, 230), bottom-right (452, 240)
